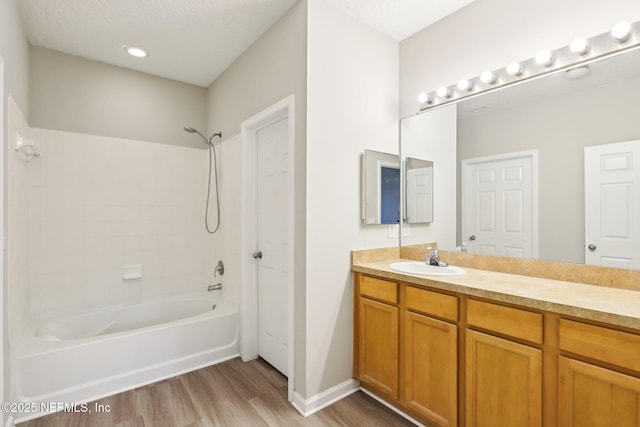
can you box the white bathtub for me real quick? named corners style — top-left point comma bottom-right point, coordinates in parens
top-left (15, 293), bottom-right (239, 421)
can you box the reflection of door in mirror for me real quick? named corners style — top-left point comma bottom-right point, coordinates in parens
top-left (405, 158), bottom-right (433, 224)
top-left (461, 151), bottom-right (538, 258)
top-left (584, 140), bottom-right (640, 269)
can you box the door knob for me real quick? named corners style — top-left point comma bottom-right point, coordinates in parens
top-left (469, 235), bottom-right (476, 241)
top-left (253, 251), bottom-right (263, 259)
top-left (588, 244), bottom-right (597, 251)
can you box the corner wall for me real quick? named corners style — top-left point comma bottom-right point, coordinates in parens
top-left (205, 0), bottom-right (308, 396)
top-left (305, 0), bottom-right (398, 398)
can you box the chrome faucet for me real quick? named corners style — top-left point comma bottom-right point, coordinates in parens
top-left (426, 247), bottom-right (449, 267)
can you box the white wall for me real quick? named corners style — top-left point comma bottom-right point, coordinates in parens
top-left (400, 105), bottom-right (457, 248)
top-left (7, 98), bottom-right (30, 343)
top-left (1, 0), bottom-right (30, 417)
top-left (400, 0), bottom-right (640, 117)
top-left (211, 134), bottom-right (242, 306)
top-left (27, 129), bottom-right (215, 316)
top-left (305, 0), bottom-right (398, 397)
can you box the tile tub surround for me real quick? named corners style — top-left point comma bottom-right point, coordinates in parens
top-left (352, 247), bottom-right (640, 330)
top-left (28, 128), bottom-right (213, 316)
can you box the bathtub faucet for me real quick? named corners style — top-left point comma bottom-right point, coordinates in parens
top-left (208, 283), bottom-right (222, 292)
top-left (214, 260), bottom-right (224, 277)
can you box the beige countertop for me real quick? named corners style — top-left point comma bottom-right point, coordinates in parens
top-left (353, 258), bottom-right (640, 330)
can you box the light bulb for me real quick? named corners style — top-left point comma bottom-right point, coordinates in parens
top-left (124, 45), bottom-right (148, 58)
top-left (480, 71), bottom-right (496, 84)
top-left (457, 79), bottom-right (472, 91)
top-left (506, 62), bottom-right (523, 76)
top-left (570, 37), bottom-right (589, 55)
top-left (418, 93), bottom-right (431, 104)
top-left (535, 50), bottom-right (554, 67)
top-left (436, 87), bottom-right (451, 98)
top-left (611, 21), bottom-right (632, 42)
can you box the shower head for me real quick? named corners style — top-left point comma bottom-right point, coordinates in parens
top-left (183, 127), bottom-right (222, 146)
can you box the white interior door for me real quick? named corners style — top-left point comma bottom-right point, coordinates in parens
top-left (406, 167), bottom-right (433, 223)
top-left (257, 117), bottom-right (289, 376)
top-left (584, 140), bottom-right (640, 269)
top-left (462, 151), bottom-right (537, 258)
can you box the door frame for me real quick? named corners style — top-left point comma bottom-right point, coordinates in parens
top-left (461, 150), bottom-right (539, 259)
top-left (240, 95), bottom-right (295, 401)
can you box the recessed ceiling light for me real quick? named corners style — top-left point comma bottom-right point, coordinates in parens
top-left (123, 45), bottom-right (148, 58)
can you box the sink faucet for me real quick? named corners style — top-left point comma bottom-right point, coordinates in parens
top-left (426, 247), bottom-right (449, 267)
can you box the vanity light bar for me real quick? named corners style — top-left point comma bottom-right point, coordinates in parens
top-left (417, 20), bottom-right (640, 112)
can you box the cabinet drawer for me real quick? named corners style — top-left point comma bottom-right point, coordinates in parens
top-left (467, 299), bottom-right (543, 344)
top-left (559, 319), bottom-right (640, 372)
top-left (406, 286), bottom-right (458, 321)
top-left (360, 276), bottom-right (398, 304)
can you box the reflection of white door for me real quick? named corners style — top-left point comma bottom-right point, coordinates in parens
top-left (406, 167), bottom-right (433, 223)
top-left (257, 117), bottom-right (289, 376)
top-left (462, 151), bottom-right (538, 258)
top-left (584, 141), bottom-right (640, 269)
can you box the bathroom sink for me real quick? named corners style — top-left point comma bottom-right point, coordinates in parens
top-left (389, 261), bottom-right (465, 276)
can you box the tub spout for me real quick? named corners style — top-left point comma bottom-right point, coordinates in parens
top-left (208, 283), bottom-right (222, 292)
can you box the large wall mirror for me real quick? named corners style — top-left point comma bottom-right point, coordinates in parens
top-left (400, 46), bottom-right (640, 270)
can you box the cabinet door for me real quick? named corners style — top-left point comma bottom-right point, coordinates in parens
top-left (359, 297), bottom-right (398, 399)
top-left (559, 356), bottom-right (640, 427)
top-left (405, 311), bottom-right (457, 427)
top-left (466, 330), bottom-right (542, 427)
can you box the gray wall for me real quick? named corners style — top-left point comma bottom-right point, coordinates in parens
top-left (458, 73), bottom-right (640, 265)
top-left (29, 47), bottom-right (207, 148)
top-left (205, 0), bottom-right (308, 396)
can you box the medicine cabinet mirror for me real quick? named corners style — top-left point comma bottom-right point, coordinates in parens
top-left (361, 149), bottom-right (400, 225)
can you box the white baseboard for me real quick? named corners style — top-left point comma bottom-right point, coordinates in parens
top-left (291, 378), bottom-right (360, 417)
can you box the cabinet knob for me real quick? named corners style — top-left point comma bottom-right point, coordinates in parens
top-left (253, 251), bottom-right (263, 259)
top-left (469, 235), bottom-right (476, 241)
top-left (588, 244), bottom-right (596, 251)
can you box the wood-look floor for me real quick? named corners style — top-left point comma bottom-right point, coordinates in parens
top-left (19, 357), bottom-right (416, 427)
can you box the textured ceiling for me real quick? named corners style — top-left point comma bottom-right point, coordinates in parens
top-left (18, 0), bottom-right (475, 88)
top-left (322, 0), bottom-right (475, 41)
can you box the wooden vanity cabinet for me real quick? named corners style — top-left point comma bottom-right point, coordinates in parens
top-left (558, 319), bottom-right (640, 427)
top-left (465, 299), bottom-right (543, 427)
top-left (404, 286), bottom-right (458, 427)
top-left (354, 272), bottom-right (640, 427)
top-left (356, 275), bottom-right (399, 399)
